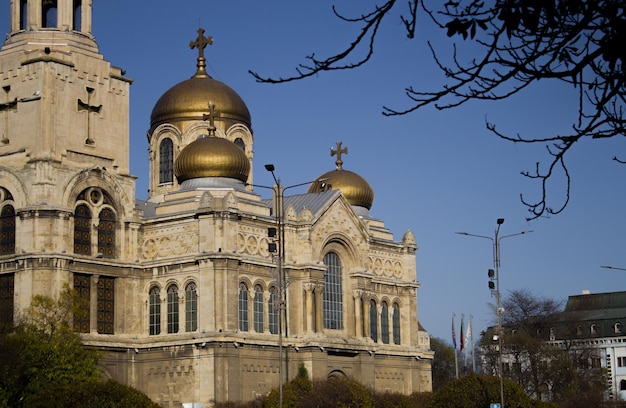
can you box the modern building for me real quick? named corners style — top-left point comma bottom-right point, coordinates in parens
top-left (550, 291), bottom-right (626, 401)
top-left (0, 1), bottom-right (433, 406)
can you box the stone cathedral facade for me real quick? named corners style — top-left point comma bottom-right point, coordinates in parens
top-left (0, 1), bottom-right (432, 406)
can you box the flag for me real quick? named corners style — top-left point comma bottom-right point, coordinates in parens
top-left (451, 313), bottom-right (457, 349)
top-left (460, 314), bottom-right (465, 352)
top-left (465, 315), bottom-right (472, 347)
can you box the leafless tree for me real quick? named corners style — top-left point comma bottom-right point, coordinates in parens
top-left (250, 1), bottom-right (626, 220)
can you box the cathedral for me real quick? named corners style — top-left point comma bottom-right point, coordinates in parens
top-left (0, 1), bottom-right (432, 406)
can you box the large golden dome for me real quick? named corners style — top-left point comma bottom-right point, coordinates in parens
top-left (150, 29), bottom-right (251, 130)
top-left (174, 135), bottom-right (250, 183)
top-left (307, 142), bottom-right (374, 210)
top-left (150, 74), bottom-right (251, 129)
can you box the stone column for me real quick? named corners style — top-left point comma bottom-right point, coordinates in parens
top-left (314, 283), bottom-right (324, 332)
top-left (352, 290), bottom-right (363, 338)
top-left (303, 283), bottom-right (315, 333)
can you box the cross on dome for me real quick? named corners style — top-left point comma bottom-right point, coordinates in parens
top-left (189, 28), bottom-right (213, 77)
top-left (331, 141), bottom-right (348, 170)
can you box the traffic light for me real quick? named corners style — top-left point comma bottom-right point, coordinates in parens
top-left (488, 269), bottom-right (495, 290)
top-left (268, 227), bottom-right (278, 253)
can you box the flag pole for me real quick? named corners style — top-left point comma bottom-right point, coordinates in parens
top-left (452, 313), bottom-right (459, 379)
top-left (469, 314), bottom-right (476, 373)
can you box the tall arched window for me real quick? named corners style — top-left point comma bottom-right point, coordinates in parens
top-left (621, 379), bottom-right (626, 391)
top-left (20, 0), bottom-right (28, 30)
top-left (72, 0), bottom-right (82, 31)
top-left (381, 301), bottom-right (389, 344)
top-left (42, 0), bottom-right (57, 28)
top-left (97, 208), bottom-right (116, 258)
top-left (0, 205), bottom-right (15, 255)
top-left (369, 299), bottom-right (378, 342)
top-left (238, 282), bottom-right (249, 332)
top-left (269, 286), bottom-right (279, 334)
top-left (185, 282), bottom-right (198, 332)
top-left (392, 303), bottom-right (401, 345)
top-left (159, 138), bottom-right (174, 184)
top-left (167, 285), bottom-right (179, 334)
top-left (323, 252), bottom-right (343, 330)
top-left (254, 284), bottom-right (264, 333)
top-left (74, 204), bottom-right (91, 255)
top-left (149, 286), bottom-right (161, 335)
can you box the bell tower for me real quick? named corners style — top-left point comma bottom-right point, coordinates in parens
top-left (0, 0), bottom-right (136, 259)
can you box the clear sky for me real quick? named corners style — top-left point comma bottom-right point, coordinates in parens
top-left (3, 1), bottom-right (625, 345)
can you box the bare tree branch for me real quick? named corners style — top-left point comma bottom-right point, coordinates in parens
top-left (249, 1), bottom-right (626, 220)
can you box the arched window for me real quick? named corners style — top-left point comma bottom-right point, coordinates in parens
top-left (369, 299), bottom-right (378, 342)
top-left (615, 322), bottom-right (623, 334)
top-left (149, 286), bottom-right (161, 335)
top-left (0, 205), bottom-right (15, 255)
top-left (185, 282), bottom-right (198, 332)
top-left (392, 303), bottom-right (401, 345)
top-left (72, 0), bottom-right (82, 31)
top-left (590, 324), bottom-right (598, 335)
top-left (74, 204), bottom-right (91, 255)
top-left (97, 208), bottom-right (116, 258)
top-left (549, 327), bottom-right (556, 341)
top-left (234, 137), bottom-right (245, 151)
top-left (254, 284), bottom-right (264, 333)
top-left (323, 252), bottom-right (343, 330)
top-left (167, 285), bottom-right (179, 334)
top-left (76, 188), bottom-right (117, 259)
top-left (159, 138), bottom-right (174, 184)
top-left (381, 301), bottom-right (389, 344)
top-left (269, 286), bottom-right (279, 334)
top-left (20, 0), bottom-right (28, 30)
top-left (620, 379), bottom-right (626, 391)
top-left (238, 282), bottom-right (249, 332)
top-left (42, 0), bottom-right (57, 28)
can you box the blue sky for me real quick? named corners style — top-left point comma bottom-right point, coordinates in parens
top-left (4, 1), bottom-right (625, 344)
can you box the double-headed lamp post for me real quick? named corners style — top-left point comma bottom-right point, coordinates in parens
top-left (263, 164), bottom-right (327, 408)
top-left (456, 218), bottom-right (532, 408)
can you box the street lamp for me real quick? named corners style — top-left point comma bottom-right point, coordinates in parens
top-left (456, 218), bottom-right (532, 408)
top-left (259, 164), bottom-right (327, 408)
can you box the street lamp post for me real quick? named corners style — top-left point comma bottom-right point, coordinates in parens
top-left (261, 164), bottom-right (327, 408)
top-left (456, 218), bottom-right (532, 408)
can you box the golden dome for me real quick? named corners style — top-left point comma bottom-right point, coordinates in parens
top-left (307, 142), bottom-right (374, 210)
top-left (174, 135), bottom-right (250, 183)
top-left (150, 29), bottom-right (251, 130)
top-left (150, 74), bottom-right (251, 129)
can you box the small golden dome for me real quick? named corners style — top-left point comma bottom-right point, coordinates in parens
top-left (174, 135), bottom-right (250, 183)
top-left (150, 29), bottom-right (251, 130)
top-left (307, 142), bottom-right (374, 210)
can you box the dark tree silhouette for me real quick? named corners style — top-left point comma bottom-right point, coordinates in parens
top-left (249, 1), bottom-right (626, 220)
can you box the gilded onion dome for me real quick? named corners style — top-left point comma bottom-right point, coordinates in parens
top-left (149, 29), bottom-right (251, 131)
top-left (174, 132), bottom-right (250, 184)
top-left (307, 142), bottom-right (374, 210)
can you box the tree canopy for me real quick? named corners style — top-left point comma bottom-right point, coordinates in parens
top-left (0, 290), bottom-right (159, 408)
top-left (250, 0), bottom-right (626, 220)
